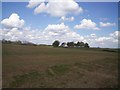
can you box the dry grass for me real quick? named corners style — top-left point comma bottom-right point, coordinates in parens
top-left (2, 44), bottom-right (118, 88)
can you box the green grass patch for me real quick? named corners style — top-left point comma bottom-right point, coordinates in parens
top-left (74, 62), bottom-right (104, 72)
top-left (45, 68), bottom-right (56, 77)
top-left (50, 64), bottom-right (70, 75)
top-left (102, 49), bottom-right (118, 53)
top-left (9, 71), bottom-right (42, 87)
top-left (3, 44), bottom-right (118, 88)
top-left (74, 62), bottom-right (92, 70)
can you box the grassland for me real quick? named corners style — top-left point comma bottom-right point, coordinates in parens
top-left (2, 44), bottom-right (118, 88)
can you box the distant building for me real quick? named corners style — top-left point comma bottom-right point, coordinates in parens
top-left (61, 42), bottom-right (68, 48)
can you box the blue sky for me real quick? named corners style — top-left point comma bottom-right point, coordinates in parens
top-left (1, 1), bottom-right (119, 48)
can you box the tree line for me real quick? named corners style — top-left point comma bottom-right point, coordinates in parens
top-left (52, 40), bottom-right (90, 48)
top-left (2, 39), bottom-right (90, 48)
top-left (1, 39), bottom-right (37, 46)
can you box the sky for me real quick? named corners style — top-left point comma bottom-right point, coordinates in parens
top-left (1, 0), bottom-right (120, 48)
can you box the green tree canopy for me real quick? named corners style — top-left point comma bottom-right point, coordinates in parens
top-left (84, 43), bottom-right (89, 48)
top-left (52, 40), bottom-right (60, 47)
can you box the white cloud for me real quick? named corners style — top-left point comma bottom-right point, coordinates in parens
top-left (34, 2), bottom-right (46, 14)
top-left (1, 13), bottom-right (25, 28)
top-left (1, 13), bottom-right (119, 48)
top-left (95, 37), bottom-right (111, 42)
top-left (2, 28), bottom-right (23, 41)
top-left (44, 23), bottom-right (69, 32)
top-left (43, 23), bottom-right (84, 43)
top-left (2, 23), bottom-right (84, 45)
top-left (60, 16), bottom-right (74, 22)
top-left (74, 19), bottom-right (100, 30)
top-left (100, 22), bottom-right (116, 27)
top-left (110, 30), bottom-right (120, 42)
top-left (2, 25), bottom-right (119, 48)
top-left (110, 31), bottom-right (118, 37)
top-left (27, 0), bottom-right (45, 8)
top-left (90, 34), bottom-right (96, 38)
top-left (27, 0), bottom-right (83, 17)
top-left (84, 31), bottom-right (119, 48)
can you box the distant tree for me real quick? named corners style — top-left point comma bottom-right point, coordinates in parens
top-left (76, 41), bottom-right (80, 47)
top-left (52, 40), bottom-right (60, 47)
top-left (67, 42), bottom-right (74, 47)
top-left (70, 42), bottom-right (74, 47)
top-left (79, 42), bottom-right (84, 47)
top-left (84, 43), bottom-right (89, 48)
top-left (74, 43), bottom-right (77, 47)
top-left (14, 40), bottom-right (22, 45)
top-left (2, 39), bottom-right (12, 44)
top-left (7, 40), bottom-right (10, 43)
top-left (17, 40), bottom-right (22, 44)
top-left (2, 39), bottom-right (6, 43)
top-left (67, 42), bottom-right (70, 47)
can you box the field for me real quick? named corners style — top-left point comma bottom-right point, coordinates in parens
top-left (2, 44), bottom-right (118, 88)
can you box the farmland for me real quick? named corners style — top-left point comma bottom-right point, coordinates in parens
top-left (2, 44), bottom-right (118, 88)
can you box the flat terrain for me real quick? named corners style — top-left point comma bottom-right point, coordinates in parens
top-left (2, 44), bottom-right (118, 88)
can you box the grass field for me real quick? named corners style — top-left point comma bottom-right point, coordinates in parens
top-left (2, 44), bottom-right (118, 88)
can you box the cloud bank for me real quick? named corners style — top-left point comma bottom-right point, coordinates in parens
top-left (74, 19), bottom-right (100, 30)
top-left (1, 13), bottom-right (25, 29)
top-left (27, 0), bottom-right (83, 17)
top-left (60, 16), bottom-right (74, 22)
top-left (100, 22), bottom-right (116, 27)
top-left (1, 13), bottom-right (119, 48)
